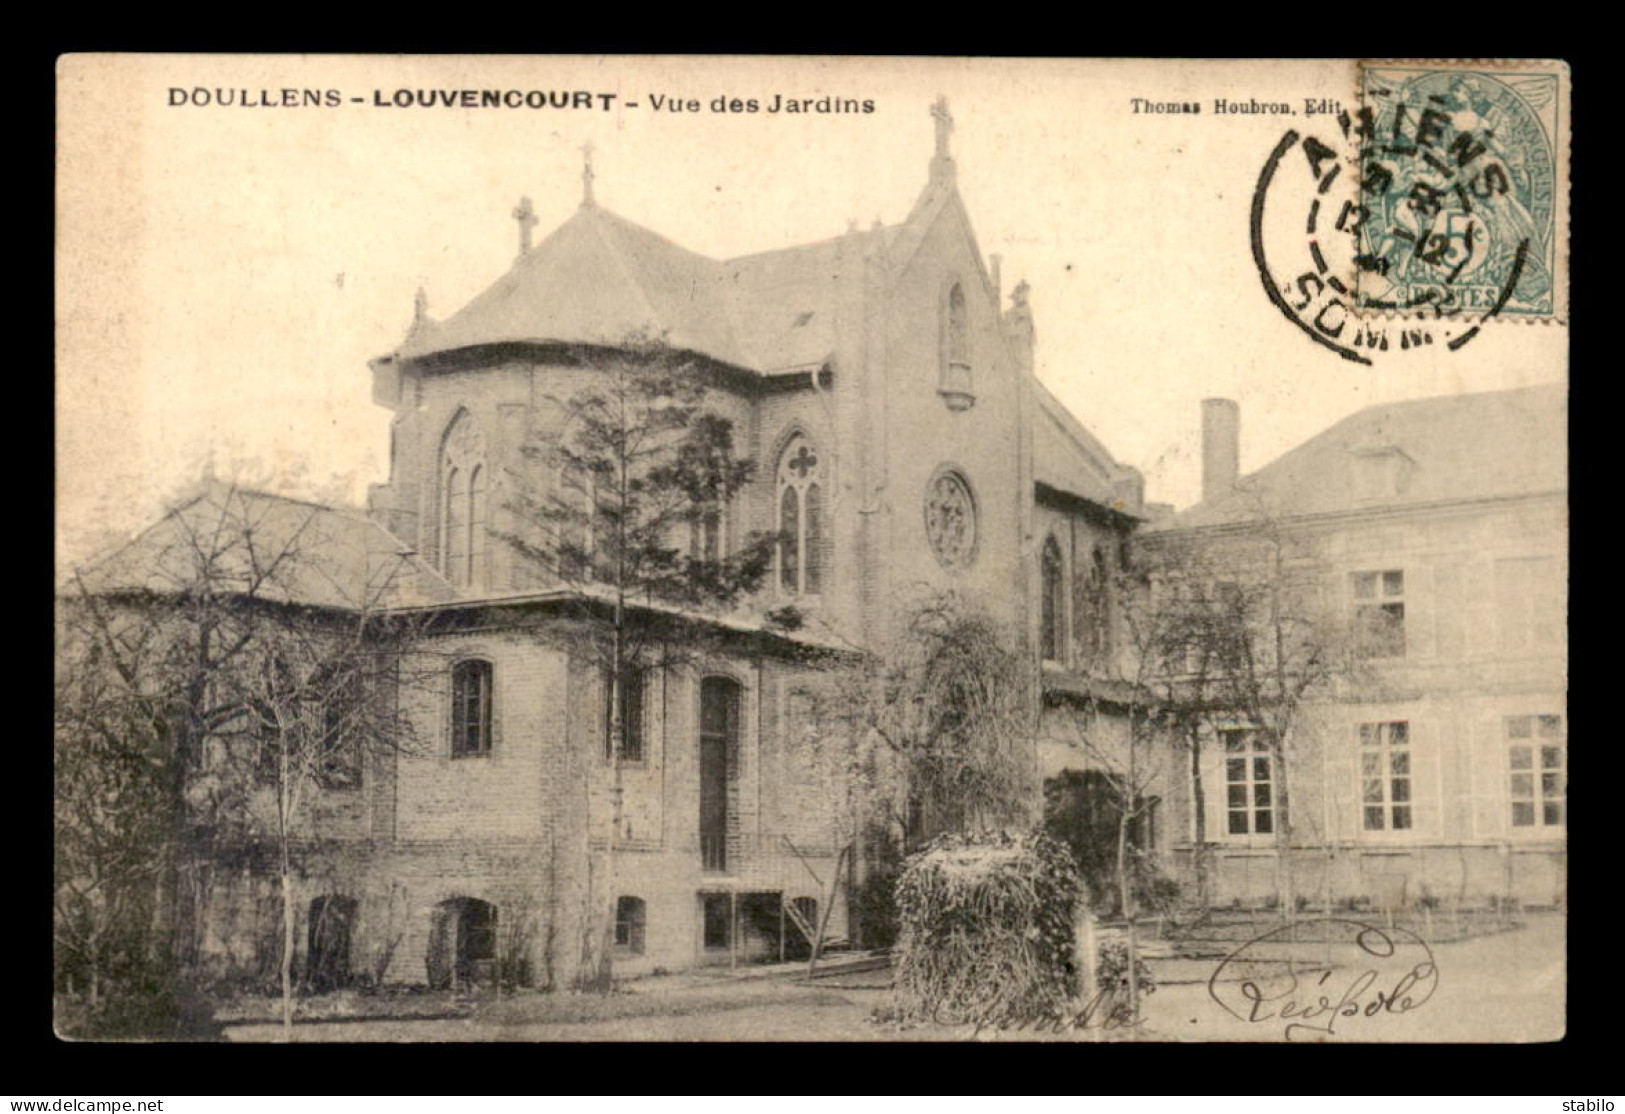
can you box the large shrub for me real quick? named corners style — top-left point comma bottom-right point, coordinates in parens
top-left (890, 831), bottom-right (1082, 1027)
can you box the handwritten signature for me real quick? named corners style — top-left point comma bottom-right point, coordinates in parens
top-left (932, 987), bottom-right (1146, 1036)
top-left (1207, 918), bottom-right (1438, 1041)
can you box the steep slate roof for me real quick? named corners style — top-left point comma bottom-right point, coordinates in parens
top-left (73, 483), bottom-right (453, 611)
top-left (395, 188), bottom-right (1141, 510)
top-left (1146, 383), bottom-right (1567, 533)
top-left (718, 236), bottom-right (845, 373)
top-left (402, 206), bottom-right (750, 368)
top-left (401, 204), bottom-right (902, 374)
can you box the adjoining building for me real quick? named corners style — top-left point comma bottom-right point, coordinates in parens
top-left (1140, 385), bottom-right (1567, 911)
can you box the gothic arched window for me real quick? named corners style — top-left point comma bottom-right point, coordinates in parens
top-left (939, 280), bottom-right (974, 410)
top-left (777, 435), bottom-right (824, 596)
top-left (1074, 545), bottom-right (1111, 662)
top-left (440, 411), bottom-right (488, 589)
top-left (1040, 535), bottom-right (1066, 663)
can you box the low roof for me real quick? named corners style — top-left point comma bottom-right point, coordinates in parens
top-left (1032, 382), bottom-right (1136, 512)
top-left (70, 482), bottom-right (453, 611)
top-left (1147, 383), bottom-right (1567, 533)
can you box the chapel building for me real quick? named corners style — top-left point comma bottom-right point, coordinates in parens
top-left (292, 98), bottom-right (1143, 983)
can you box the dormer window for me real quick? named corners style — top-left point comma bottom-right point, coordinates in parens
top-left (939, 281), bottom-right (975, 411)
top-left (1352, 447), bottom-right (1412, 501)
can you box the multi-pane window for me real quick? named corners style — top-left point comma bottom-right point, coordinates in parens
top-left (1040, 536), bottom-right (1065, 663)
top-left (1359, 721), bottom-right (1411, 831)
top-left (602, 666), bottom-right (645, 763)
top-left (698, 677), bottom-right (740, 873)
top-left (614, 896), bottom-right (646, 954)
top-left (1082, 547), bottom-right (1111, 661)
top-left (777, 436), bottom-right (823, 596)
top-left (1507, 714), bottom-right (1565, 829)
top-left (450, 659), bottom-right (493, 758)
top-left (690, 502), bottom-right (727, 564)
top-left (315, 667), bottom-right (363, 791)
top-left (254, 656), bottom-right (297, 786)
top-left (1222, 728), bottom-right (1276, 836)
top-left (1352, 569), bottom-right (1406, 658)
top-left (557, 463), bottom-right (597, 580)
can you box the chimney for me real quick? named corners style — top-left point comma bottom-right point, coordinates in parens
top-left (1201, 398), bottom-right (1240, 502)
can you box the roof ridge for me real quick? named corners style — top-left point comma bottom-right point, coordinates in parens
top-left (587, 204), bottom-right (720, 266)
top-left (1349, 379), bottom-right (1566, 417)
top-left (581, 208), bottom-right (671, 345)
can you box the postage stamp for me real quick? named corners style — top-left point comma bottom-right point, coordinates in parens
top-left (1248, 59), bottom-right (1567, 364)
top-left (1352, 61), bottom-right (1568, 322)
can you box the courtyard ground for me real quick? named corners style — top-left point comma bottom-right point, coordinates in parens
top-left (219, 911), bottom-right (1564, 1043)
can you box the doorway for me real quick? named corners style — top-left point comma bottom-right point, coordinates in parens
top-left (699, 677), bottom-right (739, 872)
top-left (427, 897), bottom-right (497, 989)
top-left (305, 895), bottom-right (356, 992)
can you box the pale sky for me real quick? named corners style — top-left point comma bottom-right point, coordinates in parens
top-left (57, 56), bottom-right (1566, 568)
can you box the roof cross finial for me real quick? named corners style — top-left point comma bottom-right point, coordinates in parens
top-left (512, 196), bottom-right (537, 256)
top-left (581, 141), bottom-right (597, 208)
top-left (928, 95), bottom-right (957, 187)
top-left (931, 95), bottom-right (953, 159)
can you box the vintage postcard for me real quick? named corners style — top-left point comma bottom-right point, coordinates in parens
top-left (55, 55), bottom-right (1568, 1043)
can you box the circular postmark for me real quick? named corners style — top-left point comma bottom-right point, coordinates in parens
top-left (1251, 65), bottom-right (1561, 362)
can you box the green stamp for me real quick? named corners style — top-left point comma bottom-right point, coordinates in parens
top-left (1355, 65), bottom-right (1564, 320)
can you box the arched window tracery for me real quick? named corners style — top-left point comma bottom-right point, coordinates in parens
top-left (777, 435), bottom-right (824, 596)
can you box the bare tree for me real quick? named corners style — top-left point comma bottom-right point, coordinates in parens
top-left (1042, 551), bottom-right (1183, 1022)
top-left (55, 478), bottom-right (438, 1037)
top-left (786, 591), bottom-right (1041, 953)
top-left (502, 333), bottom-right (777, 989)
top-left (1138, 497), bottom-right (1369, 928)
